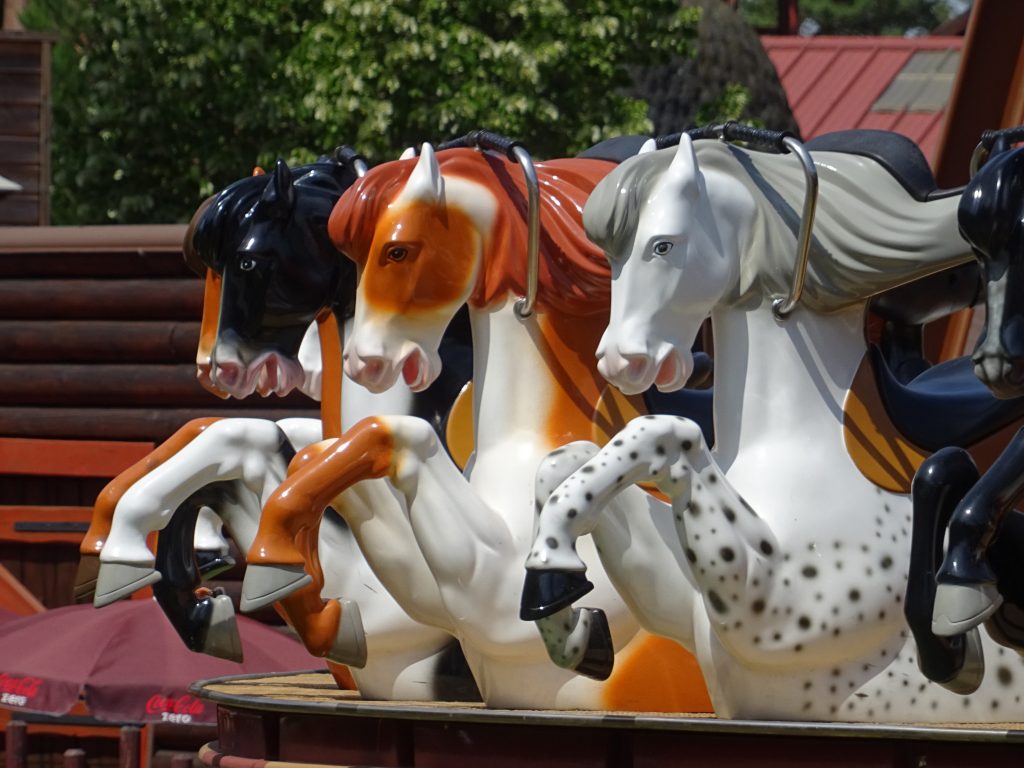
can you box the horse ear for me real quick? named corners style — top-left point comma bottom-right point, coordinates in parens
top-left (399, 146), bottom-right (417, 160)
top-left (404, 142), bottom-right (445, 204)
top-left (666, 134), bottom-right (700, 201)
top-left (638, 138), bottom-right (657, 155)
top-left (252, 166), bottom-right (266, 176)
top-left (261, 159), bottom-right (295, 217)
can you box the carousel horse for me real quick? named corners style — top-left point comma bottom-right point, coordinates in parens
top-left (910, 137), bottom-right (1024, 680)
top-left (237, 137), bottom-right (714, 711)
top-left (521, 128), bottom-right (1024, 722)
top-left (85, 154), bottom-right (480, 700)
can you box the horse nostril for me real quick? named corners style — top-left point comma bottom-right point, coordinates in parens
top-left (214, 361), bottom-right (242, 386)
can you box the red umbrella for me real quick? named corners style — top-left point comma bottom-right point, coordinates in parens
top-left (0, 600), bottom-right (325, 724)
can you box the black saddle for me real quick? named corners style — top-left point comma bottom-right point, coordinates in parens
top-left (872, 345), bottom-right (1024, 452)
top-left (805, 129), bottom-right (963, 202)
top-left (577, 135), bottom-right (652, 164)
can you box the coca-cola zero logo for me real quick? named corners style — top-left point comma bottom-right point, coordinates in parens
top-left (0, 672), bottom-right (42, 707)
top-left (145, 694), bottom-right (206, 723)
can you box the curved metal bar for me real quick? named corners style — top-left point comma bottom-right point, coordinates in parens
top-left (771, 136), bottom-right (819, 319)
top-left (511, 144), bottom-right (541, 319)
top-left (353, 158), bottom-right (369, 178)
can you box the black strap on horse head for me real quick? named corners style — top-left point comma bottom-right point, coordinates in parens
top-left (655, 121), bottom-right (818, 320)
top-left (971, 125), bottom-right (1024, 176)
top-left (425, 130), bottom-right (542, 319)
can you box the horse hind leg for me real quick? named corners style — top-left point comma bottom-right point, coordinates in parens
top-left (906, 447), bottom-right (984, 694)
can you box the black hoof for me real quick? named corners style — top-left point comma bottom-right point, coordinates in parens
top-left (574, 609), bottom-right (614, 681)
top-left (195, 551), bottom-right (236, 580)
top-left (520, 570), bottom-right (595, 621)
top-left (986, 600), bottom-right (1024, 652)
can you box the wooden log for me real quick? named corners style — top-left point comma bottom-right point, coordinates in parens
top-left (0, 406), bottom-right (320, 442)
top-left (0, 321), bottom-right (199, 363)
top-left (119, 726), bottom-right (141, 768)
top-left (0, 364), bottom-right (317, 407)
top-left (0, 251), bottom-right (193, 278)
top-left (4, 720), bottom-right (26, 768)
top-left (0, 279), bottom-right (202, 320)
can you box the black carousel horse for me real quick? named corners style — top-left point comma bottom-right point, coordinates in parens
top-left (904, 128), bottom-right (1024, 693)
top-left (150, 151), bottom-right (477, 676)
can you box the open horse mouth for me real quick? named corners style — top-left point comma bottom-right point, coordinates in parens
top-left (210, 350), bottom-right (306, 398)
top-left (597, 346), bottom-right (693, 396)
top-left (345, 346), bottom-right (436, 394)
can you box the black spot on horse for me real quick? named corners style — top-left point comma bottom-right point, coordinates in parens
top-left (798, 615), bottom-right (811, 630)
top-left (801, 565), bottom-right (818, 578)
top-left (567, 509), bottom-right (577, 519)
top-left (685, 547), bottom-right (697, 563)
top-left (707, 590), bottom-right (728, 613)
top-left (880, 555), bottom-right (893, 569)
top-left (751, 598), bottom-right (766, 614)
top-left (629, 451), bottom-right (638, 460)
top-left (581, 466), bottom-right (595, 474)
top-left (849, 589), bottom-right (861, 602)
top-left (720, 547), bottom-right (735, 562)
top-left (759, 540), bottom-right (774, 556)
top-left (998, 666), bottom-right (1013, 686)
top-left (613, 439), bottom-right (623, 447)
top-left (723, 506), bottom-right (736, 522)
top-left (546, 537), bottom-right (559, 549)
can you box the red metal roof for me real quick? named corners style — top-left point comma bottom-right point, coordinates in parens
top-left (761, 36), bottom-right (965, 166)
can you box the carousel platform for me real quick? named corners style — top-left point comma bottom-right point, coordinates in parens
top-left (190, 671), bottom-right (1024, 767)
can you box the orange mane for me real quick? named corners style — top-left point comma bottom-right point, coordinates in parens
top-left (329, 149), bottom-right (615, 317)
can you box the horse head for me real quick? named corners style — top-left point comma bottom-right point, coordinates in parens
top-left (330, 144), bottom-right (492, 393)
top-left (961, 145), bottom-right (1024, 399)
top-left (186, 152), bottom-right (361, 397)
top-left (584, 135), bottom-right (752, 396)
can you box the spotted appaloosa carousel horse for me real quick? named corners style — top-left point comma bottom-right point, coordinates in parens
top-left (909, 135), bottom-right (1024, 689)
top-left (238, 138), bottom-right (713, 711)
top-left (84, 153), bottom-right (480, 700)
top-left (521, 128), bottom-right (1024, 722)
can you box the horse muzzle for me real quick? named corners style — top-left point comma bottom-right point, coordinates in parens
top-left (597, 345), bottom-right (692, 396)
top-left (344, 345), bottom-right (438, 394)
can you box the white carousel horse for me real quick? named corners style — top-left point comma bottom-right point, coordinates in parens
top-left (239, 143), bottom-right (712, 711)
top-left (523, 133), bottom-right (1024, 722)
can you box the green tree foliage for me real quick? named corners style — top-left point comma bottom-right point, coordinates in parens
top-left (738, 0), bottom-right (953, 35)
top-left (23, 0), bottom-right (698, 224)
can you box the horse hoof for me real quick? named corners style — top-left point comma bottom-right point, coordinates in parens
top-left (74, 554), bottom-right (100, 604)
top-left (239, 563), bottom-right (312, 612)
top-left (195, 550), bottom-right (237, 580)
top-left (94, 561), bottom-right (161, 607)
top-left (932, 582), bottom-right (1003, 636)
top-left (200, 593), bottom-right (244, 663)
top-left (573, 608), bottom-right (614, 681)
top-left (326, 599), bottom-right (367, 668)
top-left (938, 627), bottom-right (984, 695)
top-left (520, 570), bottom-right (595, 621)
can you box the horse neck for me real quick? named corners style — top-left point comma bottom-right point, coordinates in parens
top-left (710, 298), bottom-right (867, 472)
top-left (467, 299), bottom-right (609, 468)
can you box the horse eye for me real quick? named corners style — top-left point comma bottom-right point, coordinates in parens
top-left (239, 257), bottom-right (257, 272)
top-left (386, 246), bottom-right (408, 262)
top-left (653, 241), bottom-right (673, 256)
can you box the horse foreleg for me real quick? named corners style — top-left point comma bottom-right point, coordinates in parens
top-left (524, 416), bottom-right (778, 676)
top-left (241, 417), bottom-right (395, 611)
top-left (75, 417), bottom-right (222, 603)
top-left (96, 419), bottom-right (291, 605)
top-left (936, 426), bottom-right (1024, 634)
top-left (906, 448), bottom-right (984, 694)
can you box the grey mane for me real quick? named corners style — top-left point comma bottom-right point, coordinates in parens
top-left (584, 141), bottom-right (971, 313)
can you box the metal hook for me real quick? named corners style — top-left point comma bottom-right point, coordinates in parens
top-left (353, 158), bottom-right (369, 178)
top-left (511, 145), bottom-right (541, 320)
top-left (771, 136), bottom-right (819, 320)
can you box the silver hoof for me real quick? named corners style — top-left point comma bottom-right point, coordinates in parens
top-left (239, 563), bottom-right (312, 612)
top-left (326, 599), bottom-right (367, 668)
top-left (932, 582), bottom-right (1003, 636)
top-left (94, 561), bottom-right (161, 608)
top-left (201, 593), bottom-right (244, 663)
